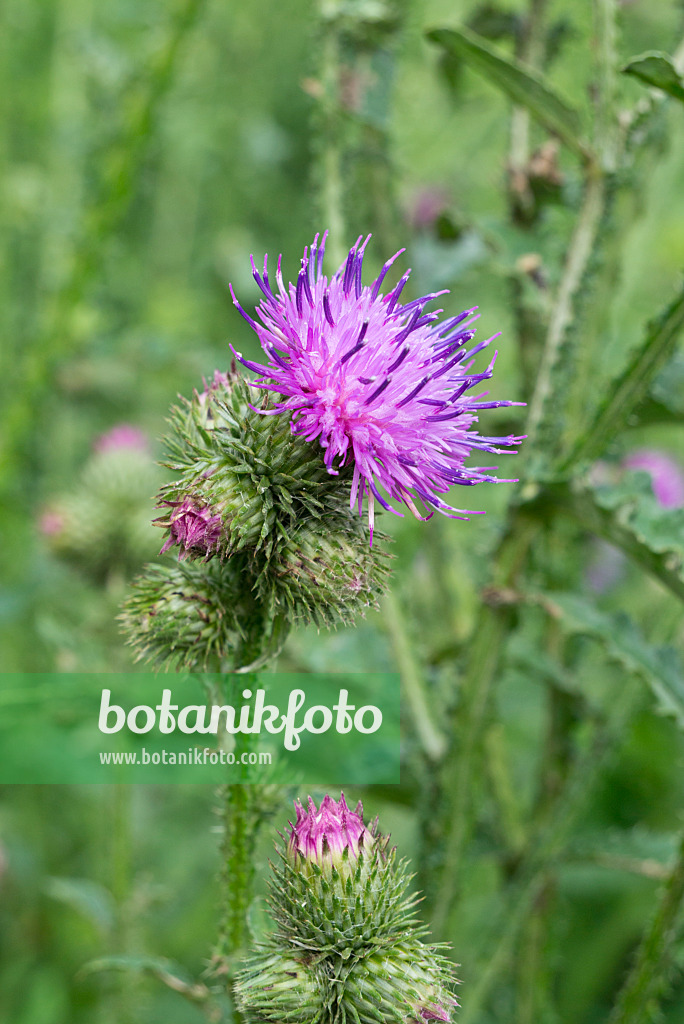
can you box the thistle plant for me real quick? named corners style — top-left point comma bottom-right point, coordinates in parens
top-left (236, 795), bottom-right (458, 1024)
top-left (118, 233), bottom-right (518, 1018)
top-left (121, 235), bottom-right (517, 670)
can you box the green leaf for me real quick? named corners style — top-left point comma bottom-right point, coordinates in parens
top-left (45, 877), bottom-right (115, 934)
top-left (562, 282), bottom-right (684, 469)
top-left (623, 51), bottom-right (684, 104)
top-left (536, 591), bottom-right (684, 728)
top-left (78, 955), bottom-right (215, 1006)
top-left (426, 25), bottom-right (587, 157)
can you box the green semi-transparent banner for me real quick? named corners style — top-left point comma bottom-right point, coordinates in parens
top-left (0, 673), bottom-right (400, 784)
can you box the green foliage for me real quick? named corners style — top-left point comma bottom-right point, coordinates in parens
top-left (550, 474), bottom-right (684, 602)
top-left (623, 52), bottom-right (684, 104)
top-left (426, 24), bottom-right (587, 158)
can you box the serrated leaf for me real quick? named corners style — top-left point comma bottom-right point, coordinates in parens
top-left (563, 283), bottom-right (684, 468)
top-left (536, 591), bottom-right (684, 727)
top-left (623, 51), bottom-right (684, 103)
top-left (426, 24), bottom-right (587, 157)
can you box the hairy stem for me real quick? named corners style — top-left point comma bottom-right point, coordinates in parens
top-left (608, 829), bottom-right (684, 1024)
top-left (524, 166), bottom-right (605, 456)
top-left (383, 589), bottom-right (446, 761)
top-left (430, 511), bottom-right (539, 932)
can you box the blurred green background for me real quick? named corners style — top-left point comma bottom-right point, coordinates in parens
top-left (2, 0), bottom-right (684, 1021)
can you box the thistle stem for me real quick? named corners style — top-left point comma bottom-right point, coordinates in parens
top-left (430, 511), bottom-right (539, 932)
top-left (317, 5), bottom-right (346, 267)
top-left (383, 590), bottom-right (446, 761)
top-left (608, 829), bottom-right (684, 1024)
top-left (524, 166), bottom-right (605, 454)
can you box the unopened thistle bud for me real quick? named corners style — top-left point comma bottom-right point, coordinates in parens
top-left (235, 795), bottom-right (458, 1024)
top-left (119, 558), bottom-right (289, 671)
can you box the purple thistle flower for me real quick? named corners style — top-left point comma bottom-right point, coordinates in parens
top-left (287, 793), bottom-right (374, 869)
top-left (230, 232), bottom-right (523, 540)
top-left (157, 497), bottom-right (222, 560)
top-left (623, 449), bottom-right (684, 509)
top-left (93, 424), bottom-right (150, 454)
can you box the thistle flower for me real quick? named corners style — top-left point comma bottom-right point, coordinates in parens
top-left (230, 232), bottom-right (522, 538)
top-left (93, 423), bottom-right (149, 454)
top-left (157, 496), bottom-right (223, 560)
top-left (287, 793), bottom-right (375, 870)
top-left (623, 448), bottom-right (684, 509)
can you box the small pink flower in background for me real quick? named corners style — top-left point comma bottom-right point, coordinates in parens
top-left (39, 509), bottom-right (64, 537)
top-left (623, 448), bottom-right (684, 508)
top-left (158, 497), bottom-right (223, 559)
top-left (407, 186), bottom-right (450, 231)
top-left (287, 793), bottom-right (374, 868)
top-left (93, 424), bottom-right (150, 455)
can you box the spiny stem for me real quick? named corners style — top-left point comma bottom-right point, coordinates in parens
top-left (317, 5), bottom-right (346, 267)
top-left (508, 0), bottom-right (549, 219)
top-left (430, 511), bottom-right (539, 933)
top-left (524, 165), bottom-right (605, 455)
top-left (608, 828), bottom-right (684, 1024)
top-left (593, 0), bottom-right (619, 172)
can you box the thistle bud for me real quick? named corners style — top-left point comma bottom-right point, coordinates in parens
top-left (235, 948), bottom-right (327, 1024)
top-left (119, 558), bottom-right (289, 671)
top-left (236, 796), bottom-right (458, 1024)
top-left (41, 432), bottom-right (161, 580)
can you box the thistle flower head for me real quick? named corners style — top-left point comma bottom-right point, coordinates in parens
top-left (623, 448), bottom-right (684, 509)
top-left (93, 423), bottom-right (149, 454)
top-left (287, 793), bottom-right (374, 870)
top-left (157, 496), bottom-right (223, 560)
top-left (231, 232), bottom-right (523, 538)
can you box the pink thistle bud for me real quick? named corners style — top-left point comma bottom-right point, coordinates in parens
top-left (93, 424), bottom-right (150, 455)
top-left (198, 369), bottom-right (232, 404)
top-left (39, 508), bottom-right (64, 537)
top-left (287, 793), bottom-right (375, 870)
top-left (157, 497), bottom-right (222, 560)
